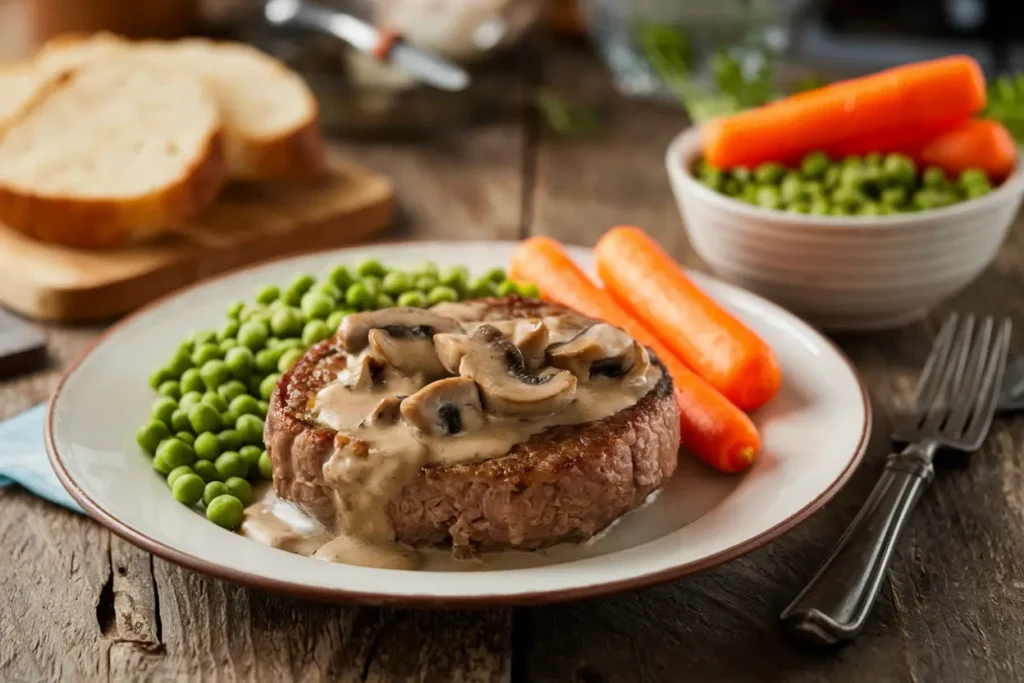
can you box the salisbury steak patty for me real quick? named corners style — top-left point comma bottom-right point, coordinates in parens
top-left (265, 297), bottom-right (680, 551)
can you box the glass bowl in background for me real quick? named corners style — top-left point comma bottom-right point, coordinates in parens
top-left (580, 0), bottom-right (810, 123)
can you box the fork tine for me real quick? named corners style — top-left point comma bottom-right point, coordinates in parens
top-left (912, 313), bottom-right (959, 414)
top-left (962, 318), bottom-right (1012, 448)
top-left (919, 315), bottom-right (974, 433)
top-left (943, 316), bottom-right (994, 435)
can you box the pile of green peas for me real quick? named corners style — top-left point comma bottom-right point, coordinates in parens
top-left (136, 259), bottom-right (538, 530)
top-left (695, 151), bottom-right (997, 216)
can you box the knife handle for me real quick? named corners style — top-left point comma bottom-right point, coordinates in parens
top-left (779, 446), bottom-right (934, 646)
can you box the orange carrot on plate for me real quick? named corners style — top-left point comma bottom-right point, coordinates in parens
top-left (702, 55), bottom-right (987, 169)
top-left (832, 119), bottom-right (1018, 180)
top-left (510, 236), bottom-right (760, 473)
top-left (594, 227), bottom-right (781, 413)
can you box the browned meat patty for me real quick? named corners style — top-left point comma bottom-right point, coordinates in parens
top-left (264, 296), bottom-right (680, 551)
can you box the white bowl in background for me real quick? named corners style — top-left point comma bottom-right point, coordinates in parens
top-left (666, 126), bottom-right (1024, 330)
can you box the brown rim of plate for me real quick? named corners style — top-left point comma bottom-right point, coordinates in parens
top-left (45, 240), bottom-right (874, 608)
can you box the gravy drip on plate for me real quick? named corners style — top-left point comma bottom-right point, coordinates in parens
top-left (245, 304), bottom-right (662, 570)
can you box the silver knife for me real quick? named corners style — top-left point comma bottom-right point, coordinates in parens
top-left (264, 0), bottom-right (471, 92)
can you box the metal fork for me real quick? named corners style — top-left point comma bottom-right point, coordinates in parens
top-left (780, 313), bottom-right (1012, 647)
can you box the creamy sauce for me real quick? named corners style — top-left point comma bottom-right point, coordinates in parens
top-left (245, 309), bottom-right (662, 570)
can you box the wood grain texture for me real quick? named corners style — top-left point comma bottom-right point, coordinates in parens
top-left (0, 155), bottom-right (394, 323)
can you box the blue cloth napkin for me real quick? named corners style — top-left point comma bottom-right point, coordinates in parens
top-left (0, 404), bottom-right (82, 513)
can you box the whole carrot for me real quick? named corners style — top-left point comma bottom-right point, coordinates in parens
top-left (594, 227), bottom-right (781, 413)
top-left (510, 236), bottom-right (760, 473)
top-left (702, 55), bottom-right (986, 168)
top-left (831, 119), bottom-right (1018, 179)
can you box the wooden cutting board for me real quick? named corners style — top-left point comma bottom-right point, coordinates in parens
top-left (0, 153), bottom-right (394, 322)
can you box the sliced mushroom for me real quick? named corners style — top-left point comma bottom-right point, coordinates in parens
top-left (542, 314), bottom-right (600, 345)
top-left (434, 325), bottom-right (577, 417)
top-left (362, 395), bottom-right (405, 427)
top-left (620, 342), bottom-right (652, 386)
top-left (546, 323), bottom-right (636, 381)
top-left (338, 308), bottom-right (463, 353)
top-left (366, 328), bottom-right (447, 380)
top-left (338, 353), bottom-right (379, 390)
top-left (471, 318), bottom-right (550, 372)
top-left (400, 377), bottom-right (485, 436)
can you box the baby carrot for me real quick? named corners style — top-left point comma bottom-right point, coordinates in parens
top-left (831, 119), bottom-right (1018, 180)
top-left (510, 236), bottom-right (760, 473)
top-left (702, 55), bottom-right (987, 168)
top-left (594, 227), bottom-right (781, 413)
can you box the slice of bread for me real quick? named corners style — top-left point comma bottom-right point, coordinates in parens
top-left (37, 33), bottom-right (326, 182)
top-left (0, 62), bottom-right (60, 130)
top-left (0, 60), bottom-right (226, 248)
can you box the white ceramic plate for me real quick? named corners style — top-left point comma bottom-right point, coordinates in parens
top-left (48, 242), bottom-right (871, 606)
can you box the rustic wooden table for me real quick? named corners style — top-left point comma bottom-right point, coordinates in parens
top-left (3, 43), bottom-right (1024, 682)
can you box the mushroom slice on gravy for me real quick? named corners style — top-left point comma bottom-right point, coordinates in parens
top-left (400, 377), bottom-right (485, 436)
top-left (475, 318), bottom-right (550, 372)
top-left (339, 354), bottom-right (379, 390)
top-left (546, 323), bottom-right (637, 380)
top-left (367, 328), bottom-right (446, 379)
top-left (434, 325), bottom-right (577, 417)
top-left (338, 308), bottom-right (463, 353)
top-left (363, 395), bottom-right (405, 427)
top-left (542, 314), bottom-right (601, 345)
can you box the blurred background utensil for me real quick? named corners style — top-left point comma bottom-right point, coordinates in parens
top-left (263, 0), bottom-right (470, 91)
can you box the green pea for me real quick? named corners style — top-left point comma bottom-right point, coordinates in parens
top-left (218, 336), bottom-right (239, 351)
top-left (880, 186), bottom-right (908, 208)
top-left (254, 348), bottom-right (283, 375)
top-left (415, 260), bottom-right (439, 277)
top-left (224, 477), bottom-right (253, 506)
top-left (192, 460), bottom-right (220, 483)
top-left (864, 152), bottom-right (883, 168)
top-left (518, 283), bottom-right (540, 299)
top-left (217, 380), bottom-right (248, 404)
top-left (965, 184), bottom-right (992, 199)
top-left (301, 292), bottom-right (334, 320)
top-left (154, 438), bottom-right (195, 474)
top-left (239, 445), bottom-right (263, 471)
top-left (188, 403), bottom-right (222, 434)
top-left (375, 271), bottom-right (410, 299)
top-left (732, 166), bottom-right (752, 183)
top-left (215, 451), bottom-right (248, 480)
top-left (701, 166), bottom-right (725, 191)
top-left (156, 380), bottom-right (180, 400)
top-left (479, 267), bottom-right (504, 283)
top-left (374, 293), bottom-right (394, 309)
top-left (722, 178), bottom-right (741, 195)
top-left (803, 181), bottom-right (825, 199)
top-left (259, 374), bottom-right (281, 401)
top-left (177, 339), bottom-right (195, 356)
top-left (175, 432), bottom-right (196, 446)
top-left (356, 259), bottom-right (387, 278)
top-left (313, 281), bottom-right (341, 300)
top-left (199, 359), bottom-right (231, 390)
top-left (179, 391), bottom-right (203, 410)
top-left (151, 397), bottom-right (178, 429)
top-left (226, 300), bottom-right (245, 319)
top-left (822, 166), bottom-right (841, 190)
top-left (237, 321), bottom-right (270, 351)
top-left (830, 205), bottom-right (852, 216)
top-left (258, 451), bottom-right (273, 479)
top-left (170, 408), bottom-right (192, 433)
top-left (396, 290), bottom-right (426, 307)
top-left (276, 338), bottom-right (305, 351)
top-left (960, 168), bottom-right (991, 188)
top-left (136, 420), bottom-right (171, 455)
top-left (413, 274), bottom-right (439, 292)
top-left (289, 273), bottom-right (317, 297)
top-left (236, 414), bottom-right (265, 445)
top-left (345, 282), bottom-right (375, 309)
top-left (438, 266), bottom-right (469, 291)
top-left (190, 330), bottom-right (217, 346)
top-left (206, 494), bottom-right (244, 530)
top-left (218, 429), bottom-right (243, 452)
top-left (326, 310), bottom-right (346, 331)
top-left (754, 162), bottom-right (785, 185)
top-left (164, 351), bottom-right (193, 379)
top-left (832, 186), bottom-right (865, 209)
top-left (779, 172), bottom-right (802, 203)
top-left (224, 347), bottom-right (256, 379)
top-left (857, 202), bottom-right (882, 216)
top-left (786, 200), bottom-right (811, 214)
top-left (228, 395), bottom-right (261, 420)
top-left (740, 184), bottom-right (758, 204)
top-left (755, 186), bottom-right (782, 209)
top-left (301, 321), bottom-right (332, 347)
top-left (192, 343), bottom-right (222, 366)
top-left (800, 151), bottom-right (830, 179)
top-left (839, 165), bottom-right (867, 190)
top-left (194, 432), bottom-right (221, 461)
top-left (841, 155), bottom-right (862, 169)
top-left (913, 189), bottom-right (943, 210)
top-left (423, 285), bottom-right (457, 305)
top-left (468, 277), bottom-right (496, 299)
top-left (881, 153), bottom-right (915, 185)
top-left (149, 368), bottom-right (174, 390)
top-left (268, 307), bottom-right (302, 338)
top-left (494, 281), bottom-right (518, 298)
top-left (180, 368), bottom-right (205, 394)
top-left (243, 310), bottom-right (272, 330)
top-left (202, 481), bottom-right (230, 506)
top-left (170, 473), bottom-right (204, 506)
top-left (808, 198), bottom-right (831, 215)
top-left (167, 465), bottom-right (195, 487)
top-left (922, 166), bottom-right (948, 189)
top-left (279, 347), bottom-right (306, 372)
top-left (217, 319), bottom-right (240, 343)
top-left (201, 391), bottom-right (229, 413)
top-left (257, 400), bottom-right (269, 417)
top-left (255, 285), bottom-right (280, 305)
top-left (328, 264), bottom-right (353, 290)
top-left (247, 375), bottom-right (264, 395)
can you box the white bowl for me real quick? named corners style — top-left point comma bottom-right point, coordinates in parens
top-left (666, 126), bottom-right (1024, 330)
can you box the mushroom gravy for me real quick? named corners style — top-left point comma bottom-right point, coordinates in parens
top-left (245, 306), bottom-right (662, 570)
